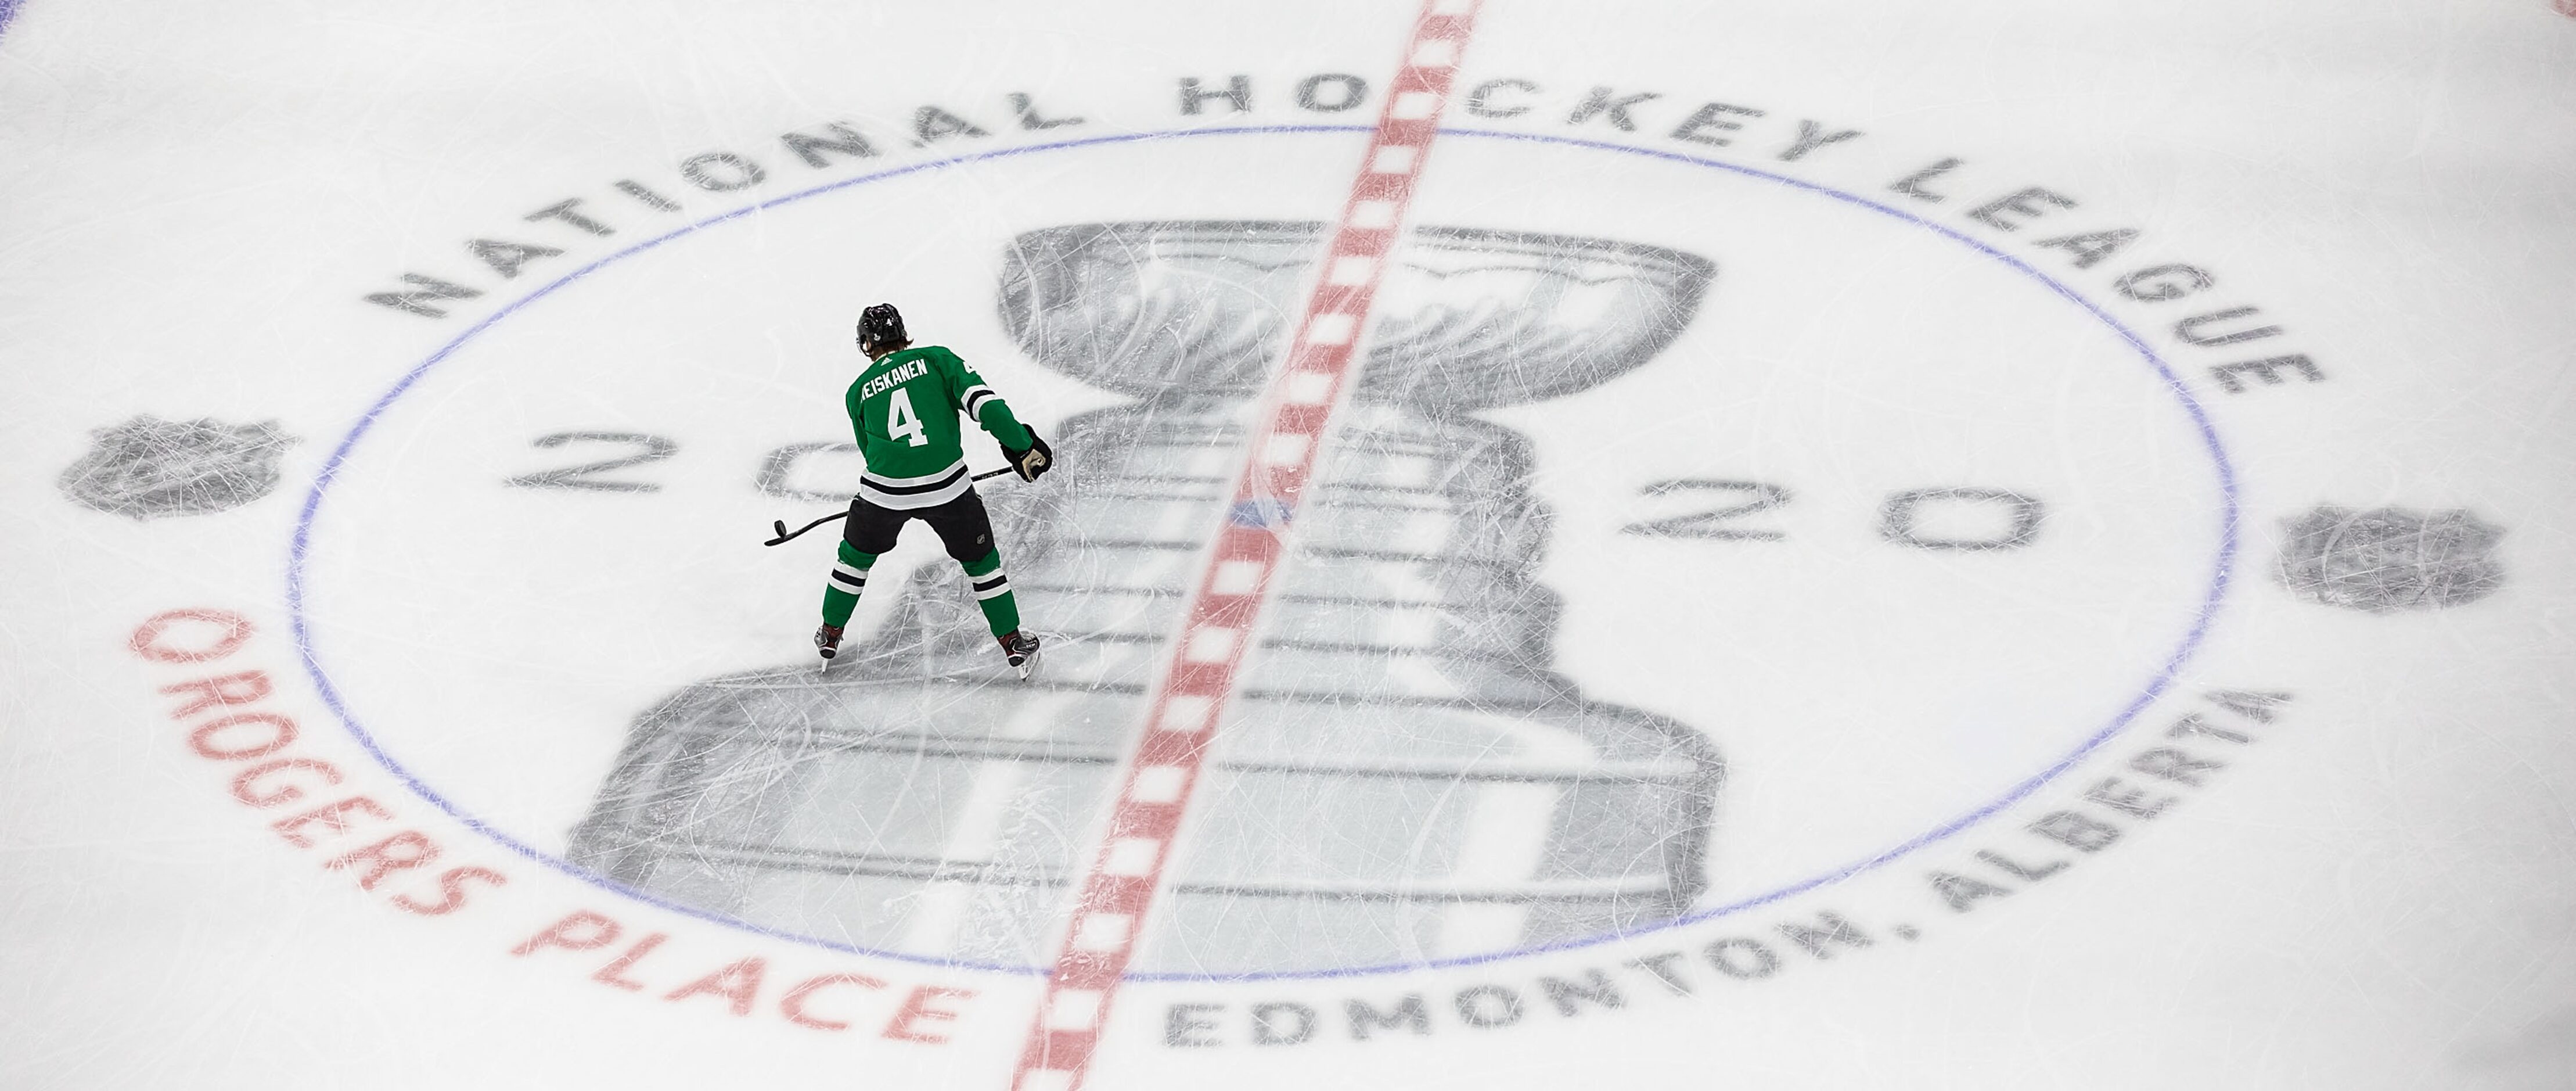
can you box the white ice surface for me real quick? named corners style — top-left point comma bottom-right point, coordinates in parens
top-left (3, 2), bottom-right (2574, 1089)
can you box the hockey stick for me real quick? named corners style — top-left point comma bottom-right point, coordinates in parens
top-left (762, 466), bottom-right (1017, 546)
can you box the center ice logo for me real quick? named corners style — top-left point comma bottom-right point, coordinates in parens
top-left (570, 221), bottom-right (1725, 973)
top-left (292, 118), bottom-right (2247, 1008)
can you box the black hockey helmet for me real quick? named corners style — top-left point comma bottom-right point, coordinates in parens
top-left (858, 303), bottom-right (908, 353)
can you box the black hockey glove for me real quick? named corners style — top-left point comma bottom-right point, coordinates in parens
top-left (1005, 430), bottom-right (1054, 482)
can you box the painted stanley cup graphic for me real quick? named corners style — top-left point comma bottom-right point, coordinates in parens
top-left (570, 221), bottom-right (1725, 974)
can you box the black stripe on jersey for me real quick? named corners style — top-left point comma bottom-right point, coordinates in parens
top-left (864, 464), bottom-right (967, 495)
top-left (963, 386), bottom-right (998, 416)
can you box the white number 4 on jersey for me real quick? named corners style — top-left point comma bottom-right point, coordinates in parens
top-left (887, 388), bottom-right (929, 447)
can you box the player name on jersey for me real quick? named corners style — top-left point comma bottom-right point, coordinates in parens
top-left (858, 356), bottom-right (934, 401)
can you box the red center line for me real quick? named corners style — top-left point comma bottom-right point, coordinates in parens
top-left (1005, 3), bottom-right (1484, 1089)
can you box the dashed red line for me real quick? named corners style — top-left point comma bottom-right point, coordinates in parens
top-left (1006, 3), bottom-right (1484, 1088)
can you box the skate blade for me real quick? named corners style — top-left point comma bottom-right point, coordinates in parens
top-left (1009, 631), bottom-right (1061, 681)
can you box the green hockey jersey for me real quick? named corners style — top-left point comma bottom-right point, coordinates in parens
top-left (845, 344), bottom-right (1034, 510)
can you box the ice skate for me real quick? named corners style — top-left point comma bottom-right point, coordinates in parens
top-left (999, 630), bottom-right (1041, 679)
top-left (813, 623), bottom-right (844, 667)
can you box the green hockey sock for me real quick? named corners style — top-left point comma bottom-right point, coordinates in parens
top-left (821, 543), bottom-right (876, 628)
top-left (962, 548), bottom-right (1020, 638)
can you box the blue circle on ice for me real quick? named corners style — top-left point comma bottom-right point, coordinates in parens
top-left (289, 124), bottom-right (2239, 981)
top-left (1227, 498), bottom-right (1296, 529)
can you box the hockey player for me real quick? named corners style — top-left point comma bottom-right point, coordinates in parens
top-left (814, 303), bottom-right (1052, 675)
